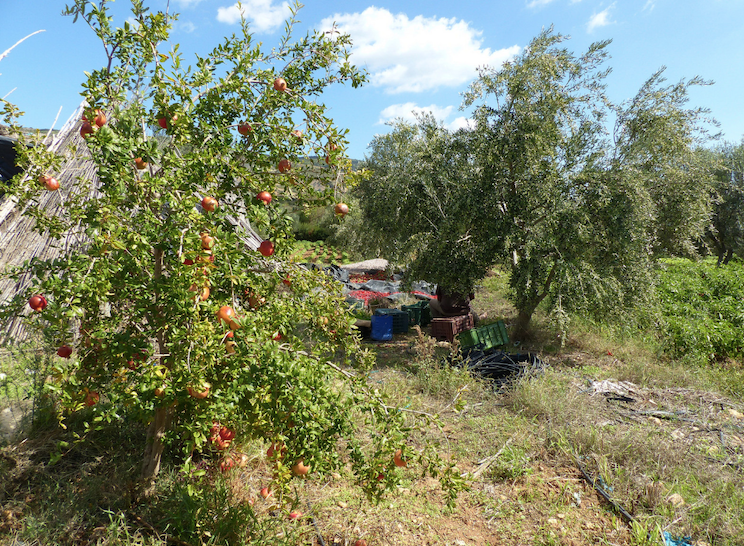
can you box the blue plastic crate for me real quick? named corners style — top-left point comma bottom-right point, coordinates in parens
top-left (370, 314), bottom-right (393, 341)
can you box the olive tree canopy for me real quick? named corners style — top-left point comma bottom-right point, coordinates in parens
top-left (358, 28), bottom-right (716, 338)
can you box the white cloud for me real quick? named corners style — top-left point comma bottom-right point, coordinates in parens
top-left (448, 116), bottom-right (475, 131)
top-left (378, 102), bottom-right (454, 125)
top-left (320, 7), bottom-right (520, 94)
top-left (642, 0), bottom-right (655, 12)
top-left (587, 4), bottom-right (616, 33)
top-left (172, 0), bottom-right (205, 7)
top-left (216, 0), bottom-right (291, 33)
top-left (526, 0), bottom-right (557, 8)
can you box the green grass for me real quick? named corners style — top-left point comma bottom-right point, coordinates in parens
top-left (3, 258), bottom-right (744, 545)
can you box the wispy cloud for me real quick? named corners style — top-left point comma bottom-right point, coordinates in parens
top-left (178, 21), bottom-right (197, 34)
top-left (448, 116), bottom-right (475, 131)
top-left (587, 3), bottom-right (616, 33)
top-left (526, 0), bottom-right (557, 8)
top-left (642, 0), bottom-right (655, 12)
top-left (377, 103), bottom-right (474, 131)
top-left (216, 0), bottom-right (291, 33)
top-left (320, 7), bottom-right (520, 94)
top-left (171, 0), bottom-right (205, 8)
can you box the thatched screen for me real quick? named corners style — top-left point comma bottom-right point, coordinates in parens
top-left (0, 104), bottom-right (95, 343)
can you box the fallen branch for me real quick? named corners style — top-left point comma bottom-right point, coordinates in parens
top-left (278, 344), bottom-right (356, 379)
top-left (468, 435), bottom-right (514, 479)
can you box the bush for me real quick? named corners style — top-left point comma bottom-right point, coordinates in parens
top-left (655, 257), bottom-right (744, 362)
top-left (292, 205), bottom-right (336, 241)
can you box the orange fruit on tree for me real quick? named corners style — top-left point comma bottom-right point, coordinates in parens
top-left (201, 196), bottom-right (218, 212)
top-left (292, 458), bottom-right (310, 476)
top-left (394, 449), bottom-right (407, 468)
top-left (278, 159), bottom-right (291, 173)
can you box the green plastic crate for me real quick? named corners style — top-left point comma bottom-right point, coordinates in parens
top-left (458, 320), bottom-right (509, 351)
top-left (402, 300), bottom-right (431, 327)
top-left (457, 328), bottom-right (480, 348)
top-left (420, 300), bottom-right (432, 326)
top-left (402, 304), bottom-right (421, 326)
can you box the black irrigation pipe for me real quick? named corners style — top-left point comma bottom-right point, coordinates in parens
top-left (306, 501), bottom-right (326, 546)
top-left (575, 457), bottom-right (636, 526)
top-left (460, 351), bottom-right (546, 386)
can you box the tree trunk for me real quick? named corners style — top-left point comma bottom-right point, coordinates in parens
top-left (141, 405), bottom-right (171, 485)
top-left (510, 261), bottom-right (557, 341)
top-left (512, 307), bottom-right (536, 342)
top-left (723, 248), bottom-right (733, 266)
top-left (141, 245), bottom-right (169, 490)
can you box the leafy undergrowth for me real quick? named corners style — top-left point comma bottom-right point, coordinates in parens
top-left (3, 266), bottom-right (744, 545)
top-left (655, 257), bottom-right (744, 364)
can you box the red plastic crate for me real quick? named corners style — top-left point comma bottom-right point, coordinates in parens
top-left (429, 315), bottom-right (474, 342)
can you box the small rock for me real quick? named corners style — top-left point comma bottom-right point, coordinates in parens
top-left (649, 417), bottom-right (662, 425)
top-left (573, 492), bottom-right (582, 506)
top-left (548, 517), bottom-right (559, 526)
top-left (671, 429), bottom-right (685, 440)
top-left (727, 408), bottom-right (743, 419)
top-left (667, 493), bottom-right (685, 507)
top-left (337, 501), bottom-right (347, 509)
top-left (557, 513), bottom-right (565, 519)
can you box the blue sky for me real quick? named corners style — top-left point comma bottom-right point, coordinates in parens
top-left (1, 0), bottom-right (743, 160)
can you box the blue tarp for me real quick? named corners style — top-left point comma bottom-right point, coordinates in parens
top-left (663, 531), bottom-right (693, 546)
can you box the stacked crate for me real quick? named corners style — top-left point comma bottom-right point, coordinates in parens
top-left (429, 314), bottom-right (474, 342)
top-left (402, 299), bottom-right (432, 327)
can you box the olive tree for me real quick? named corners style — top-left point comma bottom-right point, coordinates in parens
top-left (357, 114), bottom-right (487, 291)
top-left (0, 0), bottom-right (464, 506)
top-left (358, 28), bottom-right (716, 338)
top-left (705, 141), bottom-right (744, 265)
